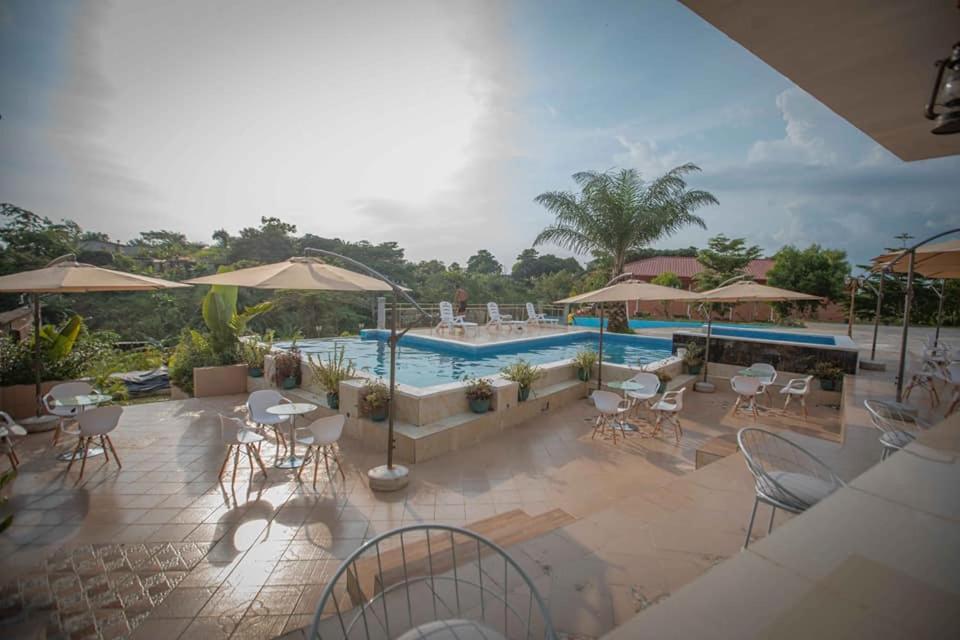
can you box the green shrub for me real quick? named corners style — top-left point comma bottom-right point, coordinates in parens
top-left (168, 330), bottom-right (218, 394)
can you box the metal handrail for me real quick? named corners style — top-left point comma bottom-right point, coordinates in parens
top-left (310, 523), bottom-right (557, 640)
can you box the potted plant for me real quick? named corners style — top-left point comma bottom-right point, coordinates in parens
top-left (465, 377), bottom-right (495, 413)
top-left (572, 350), bottom-right (598, 382)
top-left (241, 334), bottom-right (273, 378)
top-left (681, 343), bottom-right (704, 375)
top-left (810, 361), bottom-right (844, 391)
top-left (501, 359), bottom-right (544, 402)
top-left (655, 369), bottom-right (672, 393)
top-left (307, 345), bottom-right (357, 410)
top-left (360, 379), bottom-right (390, 421)
top-left (274, 349), bottom-right (302, 390)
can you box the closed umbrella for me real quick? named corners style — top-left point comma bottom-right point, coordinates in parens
top-left (0, 256), bottom-right (190, 418)
top-left (556, 281), bottom-right (702, 388)
top-left (694, 281), bottom-right (822, 392)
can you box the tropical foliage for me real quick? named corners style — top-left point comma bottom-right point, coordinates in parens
top-left (767, 244), bottom-right (850, 312)
top-left (534, 165), bottom-right (717, 331)
top-left (307, 345), bottom-right (358, 394)
top-left (694, 234), bottom-right (762, 290)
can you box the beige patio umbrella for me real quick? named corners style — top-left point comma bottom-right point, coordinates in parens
top-left (186, 254), bottom-right (419, 491)
top-left (0, 256), bottom-right (190, 416)
top-left (185, 256), bottom-right (395, 291)
top-left (556, 281), bottom-right (703, 388)
top-left (694, 281), bottom-right (823, 392)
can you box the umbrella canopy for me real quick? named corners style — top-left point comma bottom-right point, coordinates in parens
top-left (556, 281), bottom-right (701, 389)
top-left (184, 257), bottom-right (394, 291)
top-left (556, 281), bottom-right (702, 304)
top-left (695, 280), bottom-right (823, 304)
top-left (0, 260), bottom-right (190, 293)
top-left (872, 239), bottom-right (960, 279)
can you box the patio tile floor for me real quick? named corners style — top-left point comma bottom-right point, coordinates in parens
top-left (0, 385), bottom-right (872, 639)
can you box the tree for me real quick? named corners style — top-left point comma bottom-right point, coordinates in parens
top-left (466, 250), bottom-right (502, 275)
top-left (226, 216), bottom-right (298, 264)
top-left (651, 271), bottom-right (683, 317)
top-left (511, 248), bottom-right (582, 283)
top-left (767, 245), bottom-right (850, 313)
top-left (530, 271), bottom-right (577, 304)
top-left (694, 234), bottom-right (762, 290)
top-left (534, 165), bottom-right (717, 331)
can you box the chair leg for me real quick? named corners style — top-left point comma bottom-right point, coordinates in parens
top-left (100, 435), bottom-right (109, 463)
top-left (76, 438), bottom-right (91, 485)
top-left (105, 436), bottom-right (121, 468)
top-left (313, 449), bottom-right (321, 488)
top-left (249, 444), bottom-right (266, 478)
top-left (218, 446), bottom-right (232, 480)
top-left (6, 451), bottom-right (15, 470)
top-left (783, 394), bottom-right (792, 410)
top-left (231, 445), bottom-right (240, 489)
top-left (801, 396), bottom-right (808, 420)
top-left (767, 505), bottom-right (776, 534)
top-left (744, 495), bottom-right (759, 549)
top-left (322, 446), bottom-right (332, 478)
top-left (332, 445), bottom-right (346, 481)
top-left (66, 438), bottom-right (83, 473)
top-left (673, 416), bottom-right (682, 444)
top-left (296, 446), bottom-right (310, 481)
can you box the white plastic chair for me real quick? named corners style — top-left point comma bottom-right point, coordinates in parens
top-left (247, 389), bottom-right (292, 457)
top-left (0, 411), bottom-right (27, 470)
top-left (591, 390), bottom-right (631, 444)
top-left (624, 372), bottom-right (661, 418)
top-left (779, 375), bottom-right (813, 419)
top-left (295, 415), bottom-right (347, 487)
top-left (525, 302), bottom-right (558, 327)
top-left (731, 376), bottom-right (762, 420)
top-left (750, 363), bottom-right (777, 403)
top-left (219, 414), bottom-right (268, 489)
top-left (904, 359), bottom-right (944, 407)
top-left (738, 427), bottom-right (844, 547)
top-left (66, 405), bottom-right (122, 484)
top-left (486, 302), bottom-right (523, 332)
top-left (651, 387), bottom-right (686, 444)
top-left (43, 381), bottom-right (95, 445)
top-left (435, 301), bottom-right (479, 335)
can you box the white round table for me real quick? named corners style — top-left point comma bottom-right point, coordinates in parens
top-left (55, 393), bottom-right (113, 461)
top-left (266, 402), bottom-right (317, 469)
top-left (606, 380), bottom-right (647, 431)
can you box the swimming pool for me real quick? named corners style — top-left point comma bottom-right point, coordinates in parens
top-left (281, 331), bottom-right (673, 388)
top-left (707, 326), bottom-right (837, 346)
top-left (571, 317), bottom-right (768, 330)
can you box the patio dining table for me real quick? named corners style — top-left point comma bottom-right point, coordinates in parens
top-left (55, 392), bottom-right (113, 461)
top-left (606, 380), bottom-right (652, 432)
top-left (267, 401), bottom-right (317, 469)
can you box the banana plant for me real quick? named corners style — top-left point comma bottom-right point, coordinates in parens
top-left (201, 284), bottom-right (272, 361)
top-left (38, 314), bottom-right (83, 361)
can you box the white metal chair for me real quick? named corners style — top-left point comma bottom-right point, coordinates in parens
top-left (435, 301), bottom-right (479, 335)
top-left (525, 302), bottom-right (559, 327)
top-left (218, 414), bottom-right (268, 489)
top-left (731, 376), bottom-right (762, 420)
top-left (779, 375), bottom-right (813, 419)
top-left (486, 302), bottom-right (524, 332)
top-left (295, 414), bottom-right (346, 487)
top-left (738, 427), bottom-right (844, 548)
top-left (0, 411), bottom-right (27, 470)
top-left (43, 381), bottom-right (95, 446)
top-left (904, 359), bottom-right (944, 407)
top-left (651, 387), bottom-right (686, 444)
top-left (247, 389), bottom-right (292, 458)
top-left (863, 400), bottom-right (930, 460)
top-left (591, 390), bottom-right (631, 444)
top-left (66, 405), bottom-right (122, 484)
top-left (749, 363), bottom-right (777, 403)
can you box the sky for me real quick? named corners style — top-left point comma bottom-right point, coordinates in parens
top-left (2, 0), bottom-right (958, 270)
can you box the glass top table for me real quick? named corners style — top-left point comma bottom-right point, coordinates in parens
top-left (267, 402), bottom-right (317, 469)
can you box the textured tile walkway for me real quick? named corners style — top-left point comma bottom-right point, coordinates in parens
top-left (0, 384), bottom-right (868, 639)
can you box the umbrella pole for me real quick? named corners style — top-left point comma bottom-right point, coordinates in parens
top-left (387, 291), bottom-right (399, 469)
top-left (935, 279), bottom-right (945, 345)
top-left (703, 312), bottom-right (712, 384)
top-left (895, 251), bottom-right (916, 404)
top-left (597, 303), bottom-right (604, 390)
top-left (870, 274), bottom-right (885, 361)
top-left (33, 294), bottom-right (41, 417)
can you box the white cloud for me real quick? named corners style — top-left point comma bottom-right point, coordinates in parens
top-left (613, 136), bottom-right (680, 178)
top-left (748, 88), bottom-right (839, 166)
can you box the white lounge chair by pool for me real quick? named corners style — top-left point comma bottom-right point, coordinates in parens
top-left (486, 302), bottom-right (524, 332)
top-left (435, 301), bottom-right (479, 336)
top-left (526, 302), bottom-right (559, 327)
top-left (779, 375), bottom-right (813, 419)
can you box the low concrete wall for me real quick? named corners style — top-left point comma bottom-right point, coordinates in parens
top-left (672, 331), bottom-right (858, 374)
top-left (193, 364), bottom-right (247, 398)
top-left (0, 380), bottom-right (67, 420)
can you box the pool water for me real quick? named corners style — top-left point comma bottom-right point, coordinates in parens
top-left (284, 332), bottom-right (673, 388)
top-left (571, 317), bottom-right (768, 330)
top-left (707, 326), bottom-right (836, 346)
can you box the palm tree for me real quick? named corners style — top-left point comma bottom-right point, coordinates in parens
top-left (534, 164), bottom-right (717, 331)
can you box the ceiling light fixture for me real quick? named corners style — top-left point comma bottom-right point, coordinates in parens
top-left (925, 41), bottom-right (960, 135)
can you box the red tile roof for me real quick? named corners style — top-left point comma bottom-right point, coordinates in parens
top-left (623, 256), bottom-right (775, 282)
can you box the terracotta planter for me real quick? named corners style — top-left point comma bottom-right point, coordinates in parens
top-left (193, 364), bottom-right (248, 398)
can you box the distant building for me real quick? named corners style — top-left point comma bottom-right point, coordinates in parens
top-left (622, 256), bottom-right (775, 287)
top-left (0, 306), bottom-right (34, 341)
